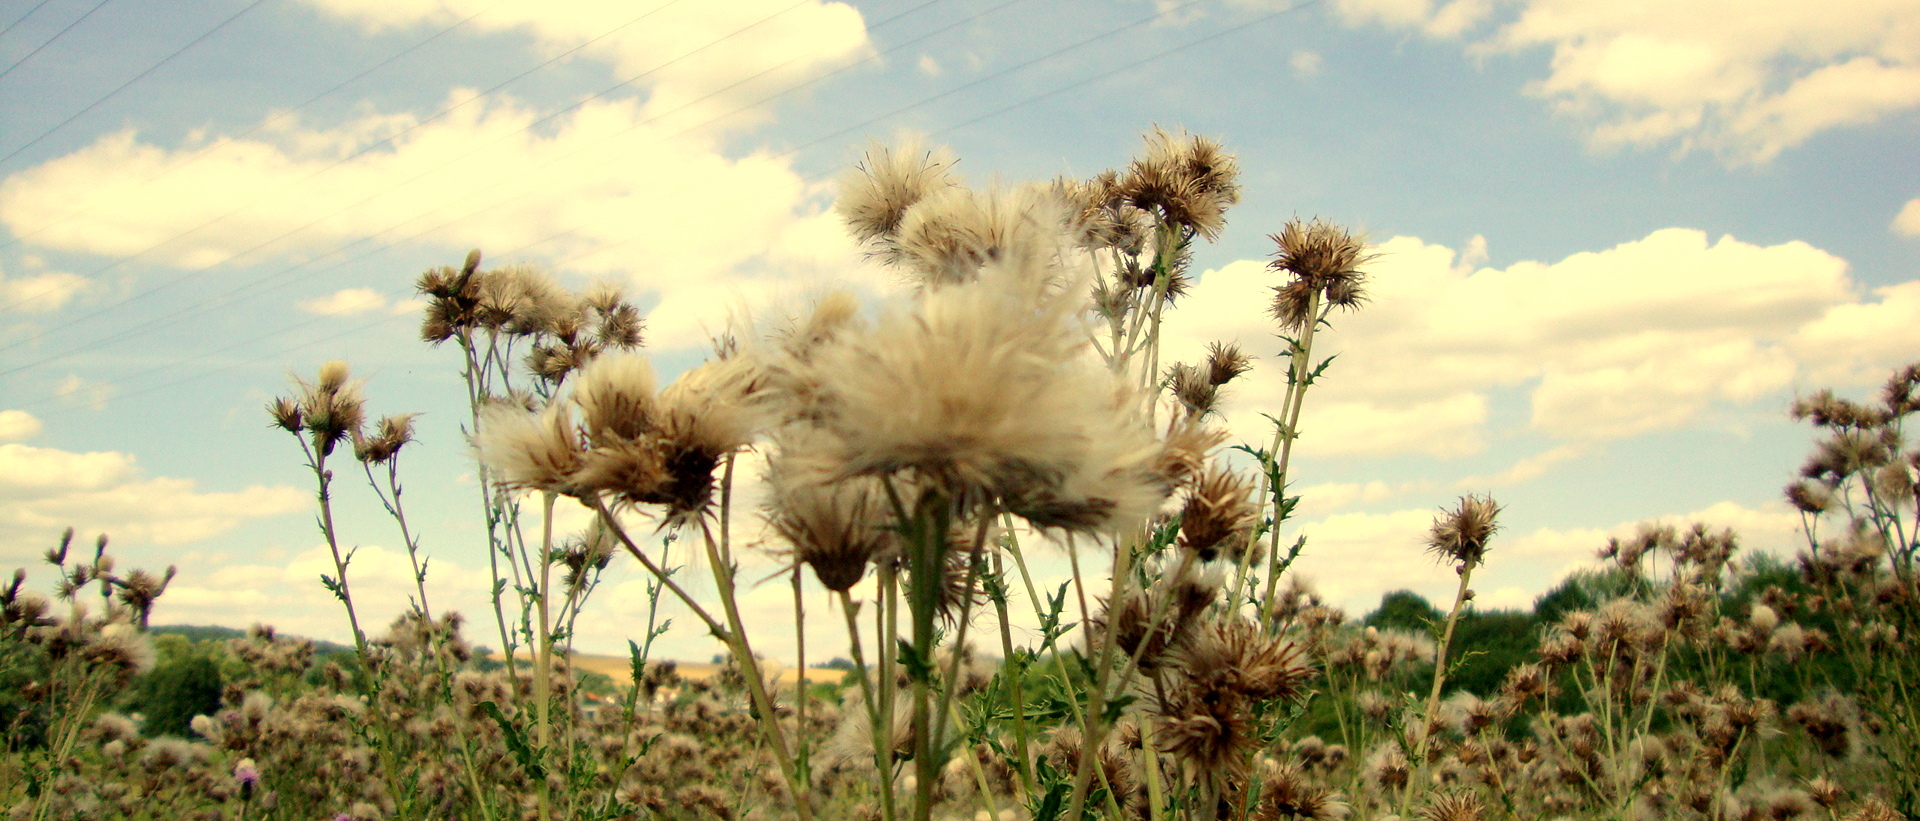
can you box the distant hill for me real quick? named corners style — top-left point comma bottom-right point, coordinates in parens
top-left (151, 624), bottom-right (355, 656)
top-left (149, 624), bottom-right (844, 684)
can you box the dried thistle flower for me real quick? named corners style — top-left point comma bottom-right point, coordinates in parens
top-left (1177, 462), bottom-right (1260, 562)
top-left (891, 184), bottom-right (1075, 287)
top-left (1361, 743), bottom-right (1411, 791)
top-left (473, 402), bottom-right (585, 494)
top-left (1120, 126), bottom-right (1241, 240)
top-left (805, 261), bottom-right (1161, 528)
top-left (839, 138), bottom-right (959, 246)
top-left (1205, 341), bottom-right (1253, 386)
top-left (1268, 218), bottom-right (1373, 332)
top-left (1418, 790), bottom-right (1485, 821)
top-left (289, 361), bottom-right (367, 457)
top-left (354, 413), bottom-right (418, 464)
top-left (766, 446), bottom-right (897, 592)
top-left (1427, 494), bottom-right (1501, 568)
top-left (1252, 758), bottom-right (1349, 821)
top-left (1171, 615), bottom-right (1315, 702)
top-left (1166, 362), bottom-right (1220, 417)
top-left (268, 396), bottom-right (304, 432)
top-left (1784, 479), bottom-right (1834, 514)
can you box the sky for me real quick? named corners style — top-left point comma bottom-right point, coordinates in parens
top-left (0, 0), bottom-right (1916, 664)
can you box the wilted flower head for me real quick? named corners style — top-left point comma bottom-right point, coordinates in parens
top-left (1204, 341), bottom-right (1253, 386)
top-left (765, 437), bottom-right (898, 592)
top-left (473, 401), bottom-right (585, 495)
top-left (839, 138), bottom-right (959, 247)
top-left (87, 622), bottom-right (156, 682)
top-left (281, 361), bottom-right (367, 457)
top-left (1268, 218), bottom-right (1372, 332)
top-left (803, 260), bottom-right (1168, 531)
top-left (1427, 494), bottom-right (1501, 568)
top-left (1418, 790), bottom-right (1486, 821)
top-left (354, 413), bottom-right (418, 464)
top-left (1120, 126), bottom-right (1241, 240)
top-left (1177, 462), bottom-right (1260, 562)
top-left (1253, 757), bottom-right (1350, 821)
top-left (1171, 615), bottom-right (1316, 702)
top-left (890, 185), bottom-right (1076, 287)
top-left (1165, 363), bottom-right (1220, 418)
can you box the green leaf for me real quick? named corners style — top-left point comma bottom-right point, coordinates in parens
top-left (479, 700), bottom-right (546, 780)
top-left (898, 638), bottom-right (933, 683)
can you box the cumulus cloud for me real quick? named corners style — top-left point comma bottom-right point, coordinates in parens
top-left (1290, 50), bottom-right (1324, 78)
top-left (54, 374), bottom-right (114, 410)
top-left (297, 0), bottom-right (872, 127)
top-left (0, 92), bottom-right (884, 351)
top-left (160, 543), bottom-right (497, 640)
top-left (295, 287), bottom-right (421, 317)
top-left (1895, 198), bottom-right (1920, 237)
top-left (0, 262), bottom-right (88, 313)
top-left (0, 442), bottom-right (305, 561)
top-left (1453, 443), bottom-right (1590, 488)
top-left (1162, 228), bottom-right (1918, 458)
top-left (0, 411), bottom-right (40, 442)
top-left (1315, 0), bottom-right (1920, 163)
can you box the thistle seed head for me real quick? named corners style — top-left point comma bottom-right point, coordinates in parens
top-left (1267, 218), bottom-right (1373, 332)
top-left (1427, 494), bottom-right (1501, 568)
top-left (839, 138), bottom-right (959, 246)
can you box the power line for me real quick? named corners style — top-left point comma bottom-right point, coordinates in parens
top-left (0, 0), bottom-right (696, 315)
top-left (0, 0), bottom-right (112, 82)
top-left (9, 0), bottom-right (1312, 408)
top-left (0, 0), bottom-right (962, 376)
top-left (0, 0), bottom-right (940, 339)
top-left (0, 0), bottom-right (273, 167)
top-left (0, 0), bottom-right (57, 40)
top-left (0, 0), bottom-right (511, 255)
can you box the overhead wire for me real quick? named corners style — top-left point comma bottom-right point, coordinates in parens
top-left (0, 0), bottom-right (952, 364)
top-left (0, 0), bottom-right (511, 255)
top-left (0, 0), bottom-right (57, 40)
top-left (0, 0), bottom-right (111, 82)
top-left (0, 0), bottom-right (274, 167)
top-left (0, 0), bottom-right (697, 315)
top-left (7, 0), bottom-right (1314, 410)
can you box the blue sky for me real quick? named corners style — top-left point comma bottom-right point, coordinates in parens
top-left (1, 0), bottom-right (1915, 661)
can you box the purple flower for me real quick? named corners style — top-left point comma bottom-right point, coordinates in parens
top-left (234, 757), bottom-right (261, 787)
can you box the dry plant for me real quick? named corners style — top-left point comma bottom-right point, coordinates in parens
top-left (2, 128), bottom-right (1914, 821)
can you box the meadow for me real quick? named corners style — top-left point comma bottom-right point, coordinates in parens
top-left (3, 129), bottom-right (1915, 821)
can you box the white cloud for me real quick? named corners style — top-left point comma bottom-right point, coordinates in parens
top-left (1895, 198), bottom-right (1920, 237)
top-left (159, 543), bottom-right (496, 641)
top-left (1790, 281), bottom-right (1920, 386)
top-left (1296, 479), bottom-right (1418, 518)
top-left (1329, 0), bottom-right (1491, 37)
top-left (0, 263), bottom-right (88, 313)
top-left (1163, 228), bottom-right (1917, 458)
top-left (54, 374), bottom-right (115, 410)
top-left (297, 0), bottom-right (871, 128)
top-left (1454, 443), bottom-right (1590, 487)
top-left (1318, 0), bottom-right (1920, 163)
top-left (0, 411), bottom-right (40, 443)
top-left (296, 287), bottom-right (392, 316)
top-left (0, 92), bottom-right (886, 352)
top-left (1289, 50), bottom-right (1324, 78)
top-left (0, 442), bottom-right (305, 561)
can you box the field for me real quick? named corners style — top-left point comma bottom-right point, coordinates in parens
top-left (3, 129), bottom-right (1917, 821)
